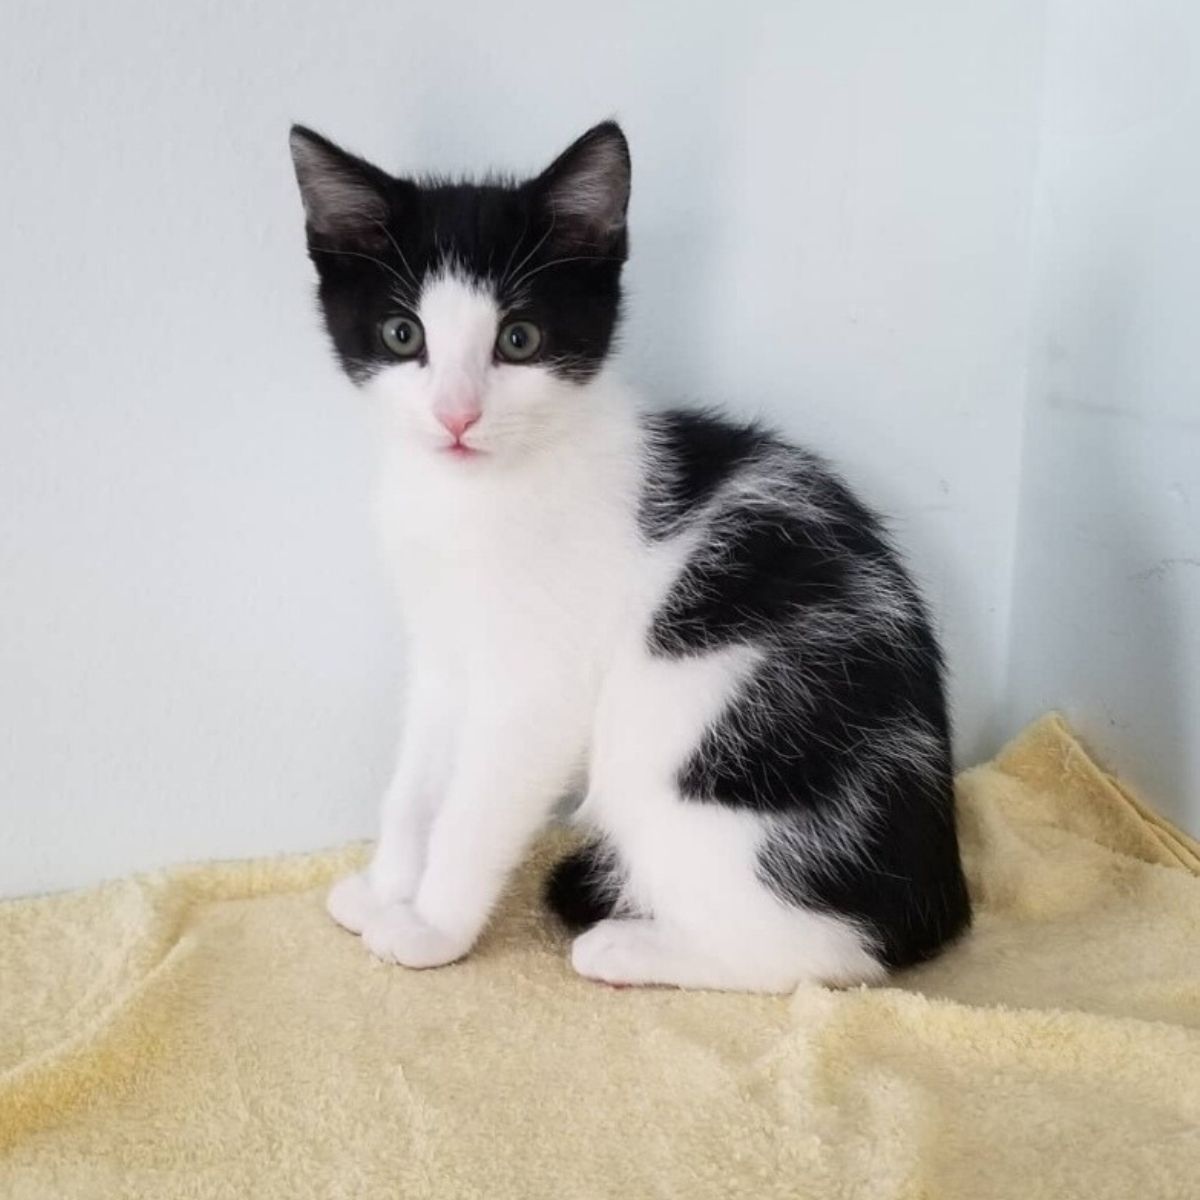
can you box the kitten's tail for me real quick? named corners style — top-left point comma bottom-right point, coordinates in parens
top-left (544, 842), bottom-right (620, 931)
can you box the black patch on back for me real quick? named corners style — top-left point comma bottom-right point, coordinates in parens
top-left (639, 410), bottom-right (774, 539)
top-left (643, 411), bottom-right (972, 970)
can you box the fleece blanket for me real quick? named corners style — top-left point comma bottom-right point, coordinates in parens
top-left (2, 715), bottom-right (1198, 1199)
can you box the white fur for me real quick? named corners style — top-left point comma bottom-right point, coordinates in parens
top-left (330, 269), bottom-right (882, 991)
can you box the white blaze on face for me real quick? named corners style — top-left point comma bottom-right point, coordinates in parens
top-left (418, 270), bottom-right (499, 441)
top-left (363, 263), bottom-right (586, 461)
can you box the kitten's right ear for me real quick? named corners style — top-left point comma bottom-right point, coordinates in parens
top-left (534, 121), bottom-right (631, 251)
top-left (288, 125), bottom-right (392, 247)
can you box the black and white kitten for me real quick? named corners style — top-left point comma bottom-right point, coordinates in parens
top-left (289, 121), bottom-right (971, 992)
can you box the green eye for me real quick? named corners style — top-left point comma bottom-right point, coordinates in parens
top-left (379, 315), bottom-right (425, 359)
top-left (496, 320), bottom-right (543, 363)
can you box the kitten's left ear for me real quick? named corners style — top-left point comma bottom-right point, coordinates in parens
top-left (533, 121), bottom-right (631, 250)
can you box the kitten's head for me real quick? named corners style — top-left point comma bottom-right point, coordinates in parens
top-left (289, 121), bottom-right (630, 462)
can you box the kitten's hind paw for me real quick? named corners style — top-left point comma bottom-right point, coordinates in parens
top-left (326, 871), bottom-right (381, 935)
top-left (571, 918), bottom-right (661, 986)
top-left (362, 904), bottom-right (471, 969)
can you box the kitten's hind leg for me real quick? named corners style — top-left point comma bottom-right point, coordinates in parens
top-left (570, 917), bottom-right (805, 993)
top-left (570, 912), bottom-right (884, 994)
top-left (571, 918), bottom-right (730, 990)
top-left (583, 643), bottom-right (890, 993)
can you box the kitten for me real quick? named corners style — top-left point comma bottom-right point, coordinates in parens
top-left (288, 120), bottom-right (970, 992)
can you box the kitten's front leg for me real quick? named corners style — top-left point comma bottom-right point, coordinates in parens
top-left (327, 662), bottom-right (456, 934)
top-left (362, 696), bottom-right (580, 968)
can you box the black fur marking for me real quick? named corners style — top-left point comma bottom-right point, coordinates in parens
top-left (761, 763), bottom-right (972, 969)
top-left (289, 122), bottom-right (629, 384)
top-left (544, 842), bottom-right (620, 931)
top-left (640, 410), bottom-right (774, 539)
top-left (643, 411), bottom-right (971, 970)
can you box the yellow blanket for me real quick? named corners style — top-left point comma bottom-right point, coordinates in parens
top-left (3, 716), bottom-right (1198, 1199)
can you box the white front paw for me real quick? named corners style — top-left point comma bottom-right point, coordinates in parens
top-left (362, 903), bottom-right (471, 969)
top-left (326, 871), bottom-right (381, 934)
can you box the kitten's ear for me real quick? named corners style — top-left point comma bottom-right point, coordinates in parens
top-left (289, 125), bottom-right (392, 248)
top-left (533, 121), bottom-right (630, 250)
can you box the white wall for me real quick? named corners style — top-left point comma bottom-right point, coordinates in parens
top-left (2, 1), bottom-right (1048, 895)
top-left (1006, 0), bottom-right (1200, 830)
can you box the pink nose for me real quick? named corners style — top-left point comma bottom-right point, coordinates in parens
top-left (437, 409), bottom-right (481, 441)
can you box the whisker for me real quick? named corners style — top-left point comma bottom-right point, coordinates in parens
top-left (501, 208), bottom-right (557, 294)
top-left (507, 253), bottom-right (622, 292)
top-left (497, 211), bottom-right (531, 292)
top-left (309, 243), bottom-right (411, 289)
top-left (388, 287), bottom-right (420, 311)
top-left (372, 221), bottom-right (421, 291)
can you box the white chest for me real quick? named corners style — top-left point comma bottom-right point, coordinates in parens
top-left (373, 445), bottom-right (648, 681)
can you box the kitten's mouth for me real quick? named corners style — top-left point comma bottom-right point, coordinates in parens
top-left (444, 441), bottom-right (481, 459)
